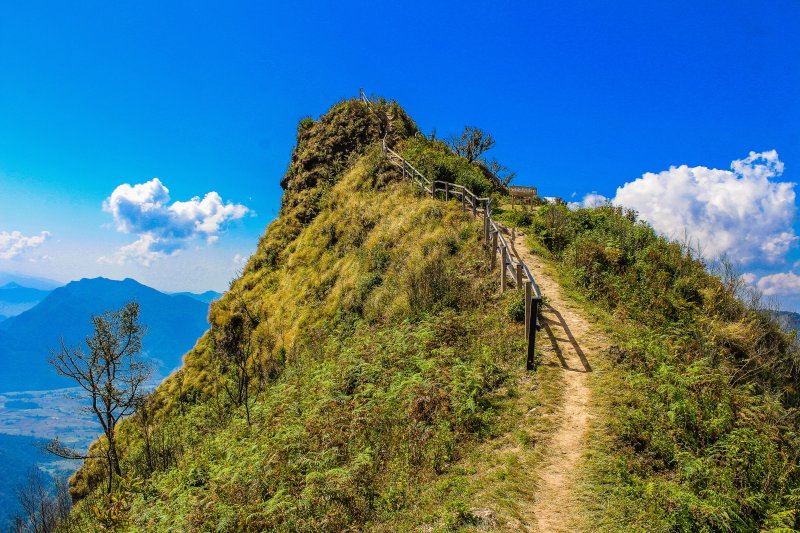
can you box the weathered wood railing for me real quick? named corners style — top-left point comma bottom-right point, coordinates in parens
top-left (361, 89), bottom-right (542, 370)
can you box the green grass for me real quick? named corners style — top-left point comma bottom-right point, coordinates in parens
top-left (500, 202), bottom-right (800, 532)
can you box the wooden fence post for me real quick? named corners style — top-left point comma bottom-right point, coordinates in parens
top-left (500, 245), bottom-right (507, 292)
top-left (431, 182), bottom-right (436, 198)
top-left (472, 197), bottom-right (477, 218)
top-left (516, 263), bottom-right (523, 288)
top-left (491, 230), bottom-right (498, 269)
top-left (525, 281), bottom-right (531, 341)
top-left (527, 297), bottom-right (539, 371)
top-left (445, 182), bottom-right (450, 202)
top-left (462, 191), bottom-right (466, 210)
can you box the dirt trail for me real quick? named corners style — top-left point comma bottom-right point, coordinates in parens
top-left (507, 227), bottom-right (608, 532)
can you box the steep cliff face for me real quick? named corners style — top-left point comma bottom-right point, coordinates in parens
top-left (66, 98), bottom-right (522, 531)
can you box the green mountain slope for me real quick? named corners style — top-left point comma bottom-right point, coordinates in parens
top-left (59, 96), bottom-right (800, 532)
top-left (495, 202), bottom-right (800, 531)
top-left (64, 98), bottom-right (540, 532)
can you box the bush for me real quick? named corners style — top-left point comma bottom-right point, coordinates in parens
top-left (506, 294), bottom-right (526, 323)
top-left (400, 136), bottom-right (496, 198)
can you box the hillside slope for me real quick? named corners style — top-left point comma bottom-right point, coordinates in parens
top-left (496, 202), bottom-right (800, 531)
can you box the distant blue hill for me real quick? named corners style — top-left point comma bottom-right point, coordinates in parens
top-left (0, 277), bottom-right (210, 392)
top-left (0, 282), bottom-right (51, 317)
top-left (0, 274), bottom-right (61, 291)
top-left (775, 310), bottom-right (800, 332)
top-left (172, 290), bottom-right (222, 304)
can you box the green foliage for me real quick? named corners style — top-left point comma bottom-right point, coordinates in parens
top-left (505, 208), bottom-right (534, 227)
top-left (401, 136), bottom-right (496, 198)
top-left (89, 477), bottom-right (142, 531)
top-left (505, 292), bottom-right (526, 323)
top-left (506, 203), bottom-right (800, 531)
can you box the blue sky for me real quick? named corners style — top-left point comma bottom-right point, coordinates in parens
top-left (1, 2), bottom-right (799, 306)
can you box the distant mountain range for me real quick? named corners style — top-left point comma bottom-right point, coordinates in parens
top-left (775, 310), bottom-right (800, 332)
top-left (172, 290), bottom-right (222, 304)
top-left (0, 274), bottom-right (61, 291)
top-left (0, 282), bottom-right (51, 317)
top-left (0, 277), bottom-right (211, 392)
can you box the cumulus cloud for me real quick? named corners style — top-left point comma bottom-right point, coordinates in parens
top-left (568, 192), bottom-right (610, 210)
top-left (101, 178), bottom-right (249, 265)
top-left (0, 230), bottom-right (51, 259)
top-left (740, 272), bottom-right (757, 285)
top-left (572, 150), bottom-right (796, 264)
top-left (754, 271), bottom-right (800, 296)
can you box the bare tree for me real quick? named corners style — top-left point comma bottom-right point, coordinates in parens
top-left (446, 126), bottom-right (495, 163)
top-left (446, 126), bottom-right (516, 189)
top-left (210, 294), bottom-right (266, 427)
top-left (12, 470), bottom-right (72, 533)
top-left (487, 157), bottom-right (517, 188)
top-left (47, 301), bottom-right (150, 493)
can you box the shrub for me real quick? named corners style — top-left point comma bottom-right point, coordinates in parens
top-left (506, 294), bottom-right (526, 322)
top-left (400, 136), bottom-right (495, 198)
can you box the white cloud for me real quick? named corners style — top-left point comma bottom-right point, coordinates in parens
top-left (101, 178), bottom-right (249, 265)
top-left (572, 150), bottom-right (796, 264)
top-left (0, 230), bottom-right (51, 259)
top-left (233, 253), bottom-right (247, 265)
top-left (568, 192), bottom-right (610, 210)
top-left (755, 271), bottom-right (800, 296)
top-left (740, 272), bottom-right (757, 285)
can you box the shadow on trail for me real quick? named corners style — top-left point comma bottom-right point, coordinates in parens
top-left (540, 305), bottom-right (592, 373)
top-left (500, 225), bottom-right (592, 373)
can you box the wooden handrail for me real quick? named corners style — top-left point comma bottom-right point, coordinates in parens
top-left (361, 89), bottom-right (542, 370)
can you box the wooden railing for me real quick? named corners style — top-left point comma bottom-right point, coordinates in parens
top-left (360, 89), bottom-right (542, 370)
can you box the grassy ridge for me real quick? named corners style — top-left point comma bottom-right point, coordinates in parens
top-left (497, 202), bottom-right (800, 531)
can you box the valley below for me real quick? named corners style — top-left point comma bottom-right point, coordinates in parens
top-left (0, 388), bottom-right (99, 526)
